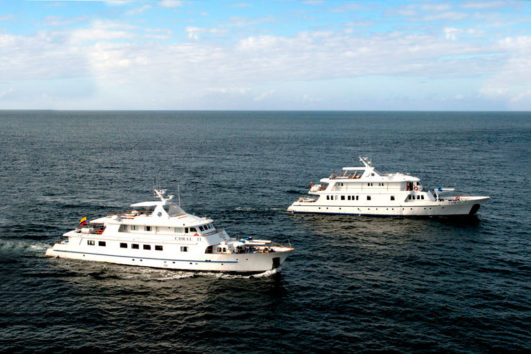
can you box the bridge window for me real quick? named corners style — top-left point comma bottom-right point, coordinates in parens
top-left (98, 241), bottom-right (106, 247)
top-left (155, 245), bottom-right (163, 251)
top-left (120, 243), bottom-right (127, 248)
top-left (174, 227), bottom-right (184, 233)
top-left (132, 244), bottom-right (139, 249)
top-left (143, 244), bottom-right (151, 250)
top-left (190, 227), bottom-right (197, 232)
top-left (130, 225), bottom-right (137, 231)
top-left (118, 225), bottom-right (127, 232)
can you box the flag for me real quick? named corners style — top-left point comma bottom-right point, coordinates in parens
top-left (437, 186), bottom-right (442, 192)
top-left (80, 216), bottom-right (87, 226)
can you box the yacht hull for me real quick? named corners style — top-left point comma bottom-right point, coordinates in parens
top-left (45, 242), bottom-right (291, 274)
top-left (287, 196), bottom-right (489, 217)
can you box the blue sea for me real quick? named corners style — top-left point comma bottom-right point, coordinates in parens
top-left (0, 111), bottom-right (529, 352)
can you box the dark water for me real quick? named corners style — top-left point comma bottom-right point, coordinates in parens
top-left (0, 111), bottom-right (529, 352)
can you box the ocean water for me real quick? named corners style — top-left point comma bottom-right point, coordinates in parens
top-left (0, 111), bottom-right (529, 352)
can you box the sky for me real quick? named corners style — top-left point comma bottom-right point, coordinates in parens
top-left (0, 0), bottom-right (530, 110)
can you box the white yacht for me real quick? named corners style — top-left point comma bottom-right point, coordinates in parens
top-left (46, 189), bottom-right (294, 274)
top-left (288, 157), bottom-right (490, 217)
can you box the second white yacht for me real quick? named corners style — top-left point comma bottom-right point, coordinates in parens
top-left (288, 157), bottom-right (490, 217)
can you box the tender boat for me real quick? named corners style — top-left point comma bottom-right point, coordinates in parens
top-left (46, 189), bottom-right (294, 274)
top-left (287, 157), bottom-right (490, 217)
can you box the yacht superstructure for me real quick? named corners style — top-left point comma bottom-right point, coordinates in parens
top-left (47, 189), bottom-right (293, 273)
top-left (288, 157), bottom-right (489, 217)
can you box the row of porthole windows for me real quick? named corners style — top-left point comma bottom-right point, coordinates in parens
top-left (86, 240), bottom-right (188, 252)
top-left (408, 195), bottom-right (425, 200)
top-left (326, 195), bottom-right (361, 201)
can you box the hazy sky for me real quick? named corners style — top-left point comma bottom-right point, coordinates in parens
top-left (0, 0), bottom-right (530, 110)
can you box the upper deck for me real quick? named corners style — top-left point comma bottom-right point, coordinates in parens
top-left (320, 157), bottom-right (420, 184)
top-left (89, 189), bottom-right (214, 229)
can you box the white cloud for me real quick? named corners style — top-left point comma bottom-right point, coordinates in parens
top-left (253, 89), bottom-right (276, 102)
top-left (461, 1), bottom-right (507, 10)
top-left (444, 27), bottom-right (480, 40)
top-left (0, 15), bottom-right (14, 22)
top-left (0, 88), bottom-right (14, 99)
top-left (185, 26), bottom-right (227, 40)
top-left (158, 0), bottom-right (182, 8)
top-left (1, 9), bottom-right (530, 110)
top-left (479, 36), bottom-right (531, 109)
top-left (126, 5), bottom-right (151, 15)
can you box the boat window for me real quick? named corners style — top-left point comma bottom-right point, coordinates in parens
top-left (118, 225), bottom-right (127, 232)
top-left (174, 227), bottom-right (184, 233)
top-left (190, 227), bottom-right (197, 232)
top-left (356, 196), bottom-right (359, 200)
top-left (367, 196), bottom-right (371, 201)
top-left (120, 243), bottom-right (127, 248)
top-left (421, 195), bottom-right (424, 200)
top-left (132, 244), bottom-right (139, 249)
top-left (87, 240), bottom-right (95, 246)
top-left (155, 245), bottom-right (163, 251)
top-left (390, 196), bottom-right (395, 201)
top-left (145, 226), bottom-right (152, 232)
top-left (98, 241), bottom-right (106, 247)
top-left (130, 225), bottom-right (137, 231)
top-left (143, 244), bottom-right (151, 250)
top-left (199, 225), bottom-right (204, 231)
top-left (326, 195), bottom-right (329, 200)
top-left (417, 195), bottom-right (420, 200)
top-left (341, 196), bottom-right (345, 200)
top-left (348, 196), bottom-right (351, 200)
top-left (181, 246), bottom-right (188, 252)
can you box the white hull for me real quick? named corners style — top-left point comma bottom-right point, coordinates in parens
top-left (46, 237), bottom-right (290, 274)
top-left (288, 196), bottom-right (488, 217)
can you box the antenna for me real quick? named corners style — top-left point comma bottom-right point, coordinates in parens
top-left (177, 184), bottom-right (181, 206)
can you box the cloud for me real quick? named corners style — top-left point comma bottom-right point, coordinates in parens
top-left (444, 27), bottom-right (480, 40)
top-left (158, 0), bottom-right (182, 8)
top-left (231, 2), bottom-right (252, 8)
top-left (479, 36), bottom-right (531, 109)
top-left (461, 1), bottom-right (507, 10)
top-left (0, 88), bottom-right (14, 99)
top-left (0, 15), bottom-right (14, 22)
top-left (126, 5), bottom-right (151, 15)
top-left (185, 26), bottom-right (227, 40)
top-left (1, 1), bottom-right (530, 110)
top-left (253, 89), bottom-right (276, 102)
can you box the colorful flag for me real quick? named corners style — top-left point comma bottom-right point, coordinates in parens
top-left (80, 216), bottom-right (87, 226)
